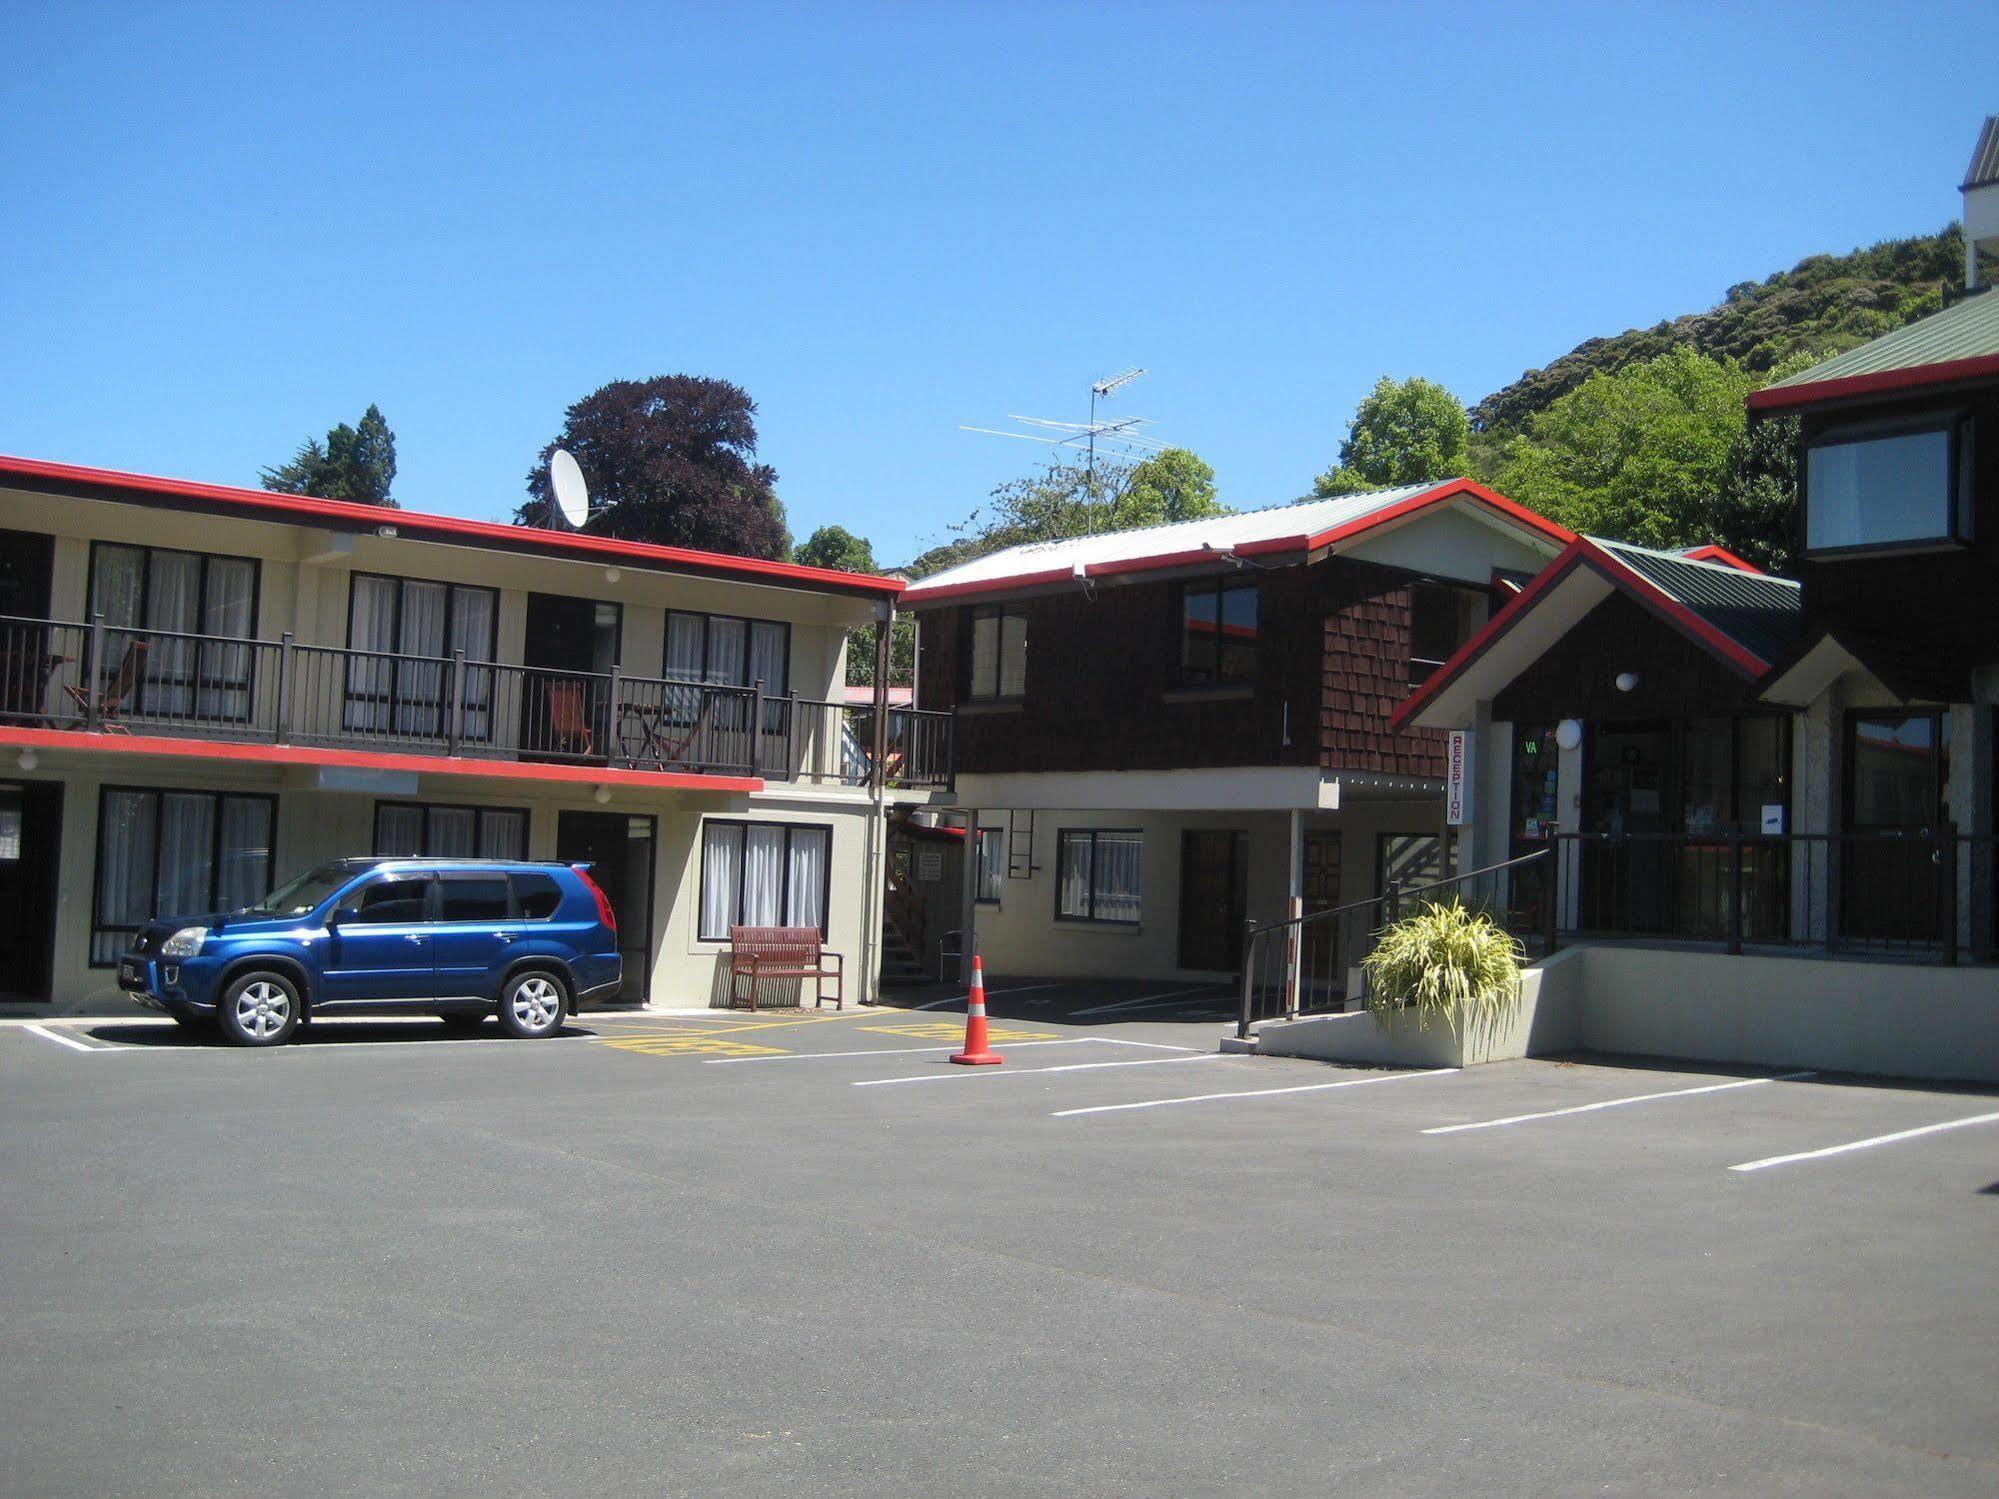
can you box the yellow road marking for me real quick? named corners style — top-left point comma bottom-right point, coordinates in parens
top-left (858, 1022), bottom-right (1060, 1042)
top-left (600, 1034), bottom-right (790, 1058)
top-left (588, 1009), bottom-right (877, 1036)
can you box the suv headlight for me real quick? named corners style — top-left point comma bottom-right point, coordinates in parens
top-left (161, 926), bottom-right (209, 958)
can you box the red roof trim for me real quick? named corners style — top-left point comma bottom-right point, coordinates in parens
top-left (903, 480), bottom-right (1573, 607)
top-left (0, 726), bottom-right (764, 794)
top-left (1387, 537), bottom-right (1771, 733)
top-left (1679, 544), bottom-right (1762, 574)
top-left (1745, 353), bottom-right (1999, 413)
top-left (0, 454), bottom-right (904, 599)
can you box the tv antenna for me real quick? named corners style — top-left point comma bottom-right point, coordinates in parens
top-left (549, 448), bottom-right (590, 530)
top-left (961, 367), bottom-right (1163, 481)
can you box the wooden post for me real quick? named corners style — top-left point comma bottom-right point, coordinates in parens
top-left (83, 612), bottom-right (106, 731)
top-left (446, 650), bottom-right (466, 756)
top-left (1727, 831), bottom-right (1744, 956)
top-left (752, 677), bottom-right (766, 777)
top-left (274, 632), bottom-right (294, 744)
top-left (869, 604), bottom-right (893, 791)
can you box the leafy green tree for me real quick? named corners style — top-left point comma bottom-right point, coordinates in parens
top-left (517, 376), bottom-right (789, 559)
top-left (262, 403), bottom-right (398, 506)
top-left (1314, 376), bottom-right (1470, 497)
top-left (1492, 348), bottom-right (1758, 551)
top-left (1118, 448), bottom-right (1225, 526)
top-left (847, 616), bottom-right (916, 690)
top-left (795, 525), bottom-right (878, 574)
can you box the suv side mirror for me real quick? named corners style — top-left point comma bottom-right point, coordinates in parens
top-left (329, 906), bottom-right (360, 928)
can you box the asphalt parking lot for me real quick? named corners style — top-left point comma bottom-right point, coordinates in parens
top-left (5, 980), bottom-right (1998, 1496)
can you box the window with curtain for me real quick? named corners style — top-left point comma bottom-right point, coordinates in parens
top-left (372, 802), bottom-right (526, 859)
top-left (1055, 829), bottom-right (1142, 923)
top-left (92, 787), bottom-right (275, 963)
top-left (342, 574), bottom-right (497, 740)
top-left (975, 827), bottom-right (1004, 904)
top-left (698, 821), bottom-right (830, 938)
top-left (1177, 578), bottom-right (1258, 686)
top-left (966, 603), bottom-right (1028, 700)
top-left (87, 543), bottom-right (260, 722)
top-left (662, 612), bottom-right (790, 693)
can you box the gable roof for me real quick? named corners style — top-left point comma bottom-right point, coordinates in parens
top-left (0, 453), bottom-right (905, 601)
top-left (1964, 115), bottom-right (1999, 191)
top-left (1747, 288), bottom-right (1999, 413)
top-left (900, 478), bottom-right (1572, 606)
top-left (1391, 536), bottom-right (1802, 732)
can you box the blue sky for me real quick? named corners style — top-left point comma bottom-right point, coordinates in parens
top-left (3, 2), bottom-right (1991, 565)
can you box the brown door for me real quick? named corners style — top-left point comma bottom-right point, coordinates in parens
top-left (556, 810), bottom-right (654, 1001)
top-left (1843, 712), bottom-right (1950, 945)
top-left (0, 780), bottom-right (62, 1001)
top-left (1178, 830), bottom-right (1248, 971)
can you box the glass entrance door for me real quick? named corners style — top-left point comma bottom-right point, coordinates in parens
top-left (1844, 712), bottom-right (1950, 945)
top-left (1582, 722), bottom-right (1673, 933)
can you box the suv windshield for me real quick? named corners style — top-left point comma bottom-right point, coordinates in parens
top-left (240, 863), bottom-right (359, 918)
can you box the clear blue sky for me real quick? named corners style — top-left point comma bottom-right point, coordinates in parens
top-left (3, 2), bottom-right (1991, 565)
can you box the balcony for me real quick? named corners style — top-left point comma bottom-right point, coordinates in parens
top-left (0, 614), bottom-right (952, 791)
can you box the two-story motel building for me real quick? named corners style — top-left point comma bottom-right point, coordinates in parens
top-left (0, 455), bottom-right (946, 1014)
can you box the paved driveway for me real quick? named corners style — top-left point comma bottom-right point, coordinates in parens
top-left (4, 1000), bottom-right (1997, 1496)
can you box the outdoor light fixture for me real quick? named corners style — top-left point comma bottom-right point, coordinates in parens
top-left (1615, 671), bottom-right (1640, 693)
top-left (375, 524), bottom-right (397, 539)
top-left (593, 785), bottom-right (612, 804)
top-left (16, 748), bottom-right (37, 771)
top-left (604, 567), bottom-right (621, 583)
top-left (1555, 719), bottom-right (1584, 752)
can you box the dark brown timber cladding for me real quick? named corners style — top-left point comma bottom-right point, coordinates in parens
top-left (1491, 590), bottom-right (1764, 724)
top-left (915, 559), bottom-right (1447, 777)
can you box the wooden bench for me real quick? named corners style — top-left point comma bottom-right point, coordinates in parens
top-left (727, 926), bottom-right (844, 1011)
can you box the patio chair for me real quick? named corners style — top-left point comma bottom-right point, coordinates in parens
top-left (547, 680), bottom-right (593, 757)
top-left (64, 637), bottom-right (149, 732)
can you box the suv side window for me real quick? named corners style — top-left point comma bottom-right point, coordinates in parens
top-left (438, 875), bottom-right (513, 923)
top-left (511, 871), bottom-right (563, 920)
top-left (351, 876), bottom-right (432, 924)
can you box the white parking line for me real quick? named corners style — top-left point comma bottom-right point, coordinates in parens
top-left (1055, 1066), bottom-right (1458, 1118)
top-left (1728, 1109), bottom-right (1999, 1173)
top-left (1069, 986), bottom-right (1221, 1018)
top-left (703, 1036), bottom-right (1196, 1065)
top-left (852, 1052), bottom-right (1230, 1088)
top-left (915, 983), bottom-right (1062, 1011)
top-left (23, 1024), bottom-right (109, 1054)
top-left (1423, 1070), bottom-right (1817, 1135)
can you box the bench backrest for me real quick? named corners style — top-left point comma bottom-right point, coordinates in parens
top-left (730, 925), bottom-right (824, 964)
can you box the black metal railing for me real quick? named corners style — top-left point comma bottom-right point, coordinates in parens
top-left (1237, 849), bottom-right (1554, 1040)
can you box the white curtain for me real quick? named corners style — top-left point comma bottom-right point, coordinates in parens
top-left (216, 797), bottom-right (271, 911)
top-left (977, 828), bottom-right (1004, 902)
top-left (375, 803), bottom-right (424, 856)
top-left (998, 609), bottom-right (1027, 698)
top-left (145, 550), bottom-right (200, 717)
top-left (1057, 833), bottom-right (1090, 918)
top-left (345, 575), bottom-right (398, 731)
top-left (699, 823), bottom-right (741, 939)
top-left (706, 617), bottom-right (746, 686)
top-left (452, 586), bottom-right (496, 741)
top-left (428, 806), bottom-right (477, 857)
top-left (1094, 832), bottom-right (1143, 922)
top-left (969, 612), bottom-right (998, 698)
top-left (480, 809), bottom-right (525, 859)
top-left (155, 793), bottom-right (215, 918)
top-left (665, 614), bottom-right (705, 680)
top-left (199, 557), bottom-right (256, 721)
top-left (742, 825), bottom-right (784, 926)
top-left (94, 789), bottom-right (156, 963)
top-left (785, 828), bottom-right (828, 931)
top-left (748, 621), bottom-right (786, 695)
top-left (395, 580), bottom-right (448, 736)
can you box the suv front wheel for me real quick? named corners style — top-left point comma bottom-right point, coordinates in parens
top-left (219, 970), bottom-right (303, 1047)
top-left (498, 970), bottom-right (568, 1039)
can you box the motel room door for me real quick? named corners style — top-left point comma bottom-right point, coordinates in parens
top-left (0, 781), bottom-right (61, 1003)
top-left (1178, 830), bottom-right (1249, 972)
top-left (556, 810), bottom-right (655, 1002)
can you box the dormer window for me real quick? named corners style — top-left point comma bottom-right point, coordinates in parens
top-left (1804, 414), bottom-right (1973, 555)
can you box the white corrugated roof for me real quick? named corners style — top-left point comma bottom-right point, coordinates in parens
top-left (904, 479), bottom-right (1561, 601)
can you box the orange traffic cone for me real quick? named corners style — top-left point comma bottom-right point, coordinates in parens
top-left (949, 954), bottom-right (1003, 1066)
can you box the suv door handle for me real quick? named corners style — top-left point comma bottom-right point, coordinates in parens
top-left (405, 934), bottom-right (427, 945)
top-left (492, 932), bottom-right (515, 943)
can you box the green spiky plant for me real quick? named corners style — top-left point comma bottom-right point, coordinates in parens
top-left (1360, 899), bottom-right (1524, 1034)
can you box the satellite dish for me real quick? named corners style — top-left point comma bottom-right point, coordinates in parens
top-left (550, 448), bottom-right (589, 529)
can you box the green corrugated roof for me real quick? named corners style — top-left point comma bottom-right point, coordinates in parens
top-left (1763, 287), bottom-right (1999, 390)
top-left (1594, 539), bottom-right (1803, 667)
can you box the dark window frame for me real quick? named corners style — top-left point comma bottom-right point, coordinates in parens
top-left (974, 826), bottom-right (1004, 905)
top-left (89, 784), bottom-right (279, 966)
top-left (697, 818), bottom-right (833, 940)
top-left (342, 571), bottom-right (501, 739)
top-left (964, 602), bottom-right (1029, 702)
top-left (1843, 708), bottom-right (1952, 831)
top-left (1054, 827), bottom-right (1143, 926)
top-left (1407, 581), bottom-right (1487, 686)
top-left (1175, 575), bottom-right (1259, 687)
top-left (1800, 410), bottom-right (1974, 559)
top-left (661, 609), bottom-right (793, 694)
top-left (85, 540), bottom-right (263, 722)
top-left (372, 801), bottom-right (528, 859)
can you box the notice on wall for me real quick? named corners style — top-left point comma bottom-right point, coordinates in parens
top-left (1445, 730), bottom-right (1474, 827)
top-left (1761, 804), bottom-right (1786, 835)
top-left (917, 848), bottom-right (944, 883)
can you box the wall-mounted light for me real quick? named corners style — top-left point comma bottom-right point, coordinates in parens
top-left (375, 524), bottom-right (397, 539)
top-left (604, 567), bottom-right (621, 584)
top-left (16, 748), bottom-right (37, 771)
top-left (1555, 719), bottom-right (1584, 752)
top-left (593, 785), bottom-right (612, 805)
top-left (1614, 671), bottom-right (1640, 693)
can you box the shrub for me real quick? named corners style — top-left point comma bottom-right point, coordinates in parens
top-left (1360, 899), bottom-right (1524, 1034)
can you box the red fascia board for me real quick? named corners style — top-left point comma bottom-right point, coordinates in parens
top-left (900, 566), bottom-right (1077, 606)
top-left (1083, 546), bottom-right (1234, 579)
top-left (0, 726), bottom-right (764, 794)
top-left (0, 453), bottom-right (904, 600)
top-left (1745, 353), bottom-right (1999, 413)
top-left (1679, 544), bottom-right (1762, 574)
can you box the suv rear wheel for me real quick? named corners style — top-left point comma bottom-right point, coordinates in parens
top-left (218, 971), bottom-right (302, 1047)
top-left (498, 970), bottom-right (567, 1039)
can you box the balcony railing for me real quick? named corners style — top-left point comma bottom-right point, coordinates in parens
top-left (0, 613), bottom-right (953, 788)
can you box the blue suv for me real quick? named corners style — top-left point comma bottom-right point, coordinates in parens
top-left (118, 858), bottom-right (623, 1046)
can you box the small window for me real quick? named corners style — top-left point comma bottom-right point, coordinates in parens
top-left (1056, 829), bottom-right (1142, 924)
top-left (512, 872), bottom-right (564, 920)
top-left (1177, 577), bottom-right (1258, 686)
top-left (975, 828), bottom-right (1004, 904)
top-left (698, 821), bottom-right (831, 939)
top-left (1805, 418), bottom-right (1971, 554)
top-left (967, 604), bottom-right (1028, 700)
top-left (438, 876), bottom-right (512, 922)
top-left (375, 802), bottom-right (526, 860)
top-left (1409, 583), bottom-right (1486, 685)
top-left (351, 877), bottom-right (431, 924)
